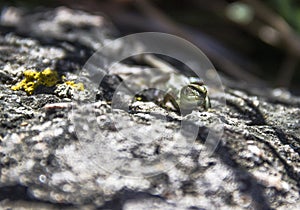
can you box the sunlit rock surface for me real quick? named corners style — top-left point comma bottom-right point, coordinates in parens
top-left (0, 7), bottom-right (300, 210)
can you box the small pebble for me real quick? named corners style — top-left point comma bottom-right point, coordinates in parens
top-left (20, 121), bottom-right (28, 126)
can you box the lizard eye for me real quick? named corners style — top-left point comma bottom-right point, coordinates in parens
top-left (182, 86), bottom-right (191, 96)
top-left (181, 86), bottom-right (198, 97)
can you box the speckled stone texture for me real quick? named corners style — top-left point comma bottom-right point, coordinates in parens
top-left (0, 7), bottom-right (300, 210)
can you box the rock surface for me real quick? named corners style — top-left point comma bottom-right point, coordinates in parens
top-left (0, 7), bottom-right (300, 210)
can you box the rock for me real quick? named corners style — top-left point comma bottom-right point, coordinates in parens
top-left (0, 6), bottom-right (300, 210)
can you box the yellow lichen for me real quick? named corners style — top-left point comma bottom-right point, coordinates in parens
top-left (11, 68), bottom-right (84, 95)
top-left (11, 69), bottom-right (43, 95)
top-left (39, 68), bottom-right (60, 86)
top-left (64, 80), bottom-right (84, 91)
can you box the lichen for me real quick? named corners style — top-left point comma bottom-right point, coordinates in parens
top-left (11, 68), bottom-right (84, 95)
top-left (64, 80), bottom-right (84, 91)
top-left (39, 68), bottom-right (60, 87)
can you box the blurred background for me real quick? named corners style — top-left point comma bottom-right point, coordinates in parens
top-left (1, 0), bottom-right (300, 95)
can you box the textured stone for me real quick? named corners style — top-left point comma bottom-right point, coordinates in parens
top-left (0, 6), bottom-right (299, 210)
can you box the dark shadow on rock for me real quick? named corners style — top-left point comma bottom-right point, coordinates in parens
top-left (0, 185), bottom-right (30, 201)
top-left (0, 184), bottom-right (74, 208)
top-left (1, 24), bottom-right (94, 74)
top-left (196, 123), bottom-right (272, 209)
top-left (251, 128), bottom-right (300, 188)
top-left (99, 188), bottom-right (165, 210)
top-left (273, 127), bottom-right (300, 157)
top-left (226, 91), bottom-right (266, 126)
top-left (215, 144), bottom-right (273, 210)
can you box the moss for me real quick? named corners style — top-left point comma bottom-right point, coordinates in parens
top-left (11, 68), bottom-right (84, 95)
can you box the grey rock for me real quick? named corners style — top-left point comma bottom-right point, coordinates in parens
top-left (0, 6), bottom-right (300, 210)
